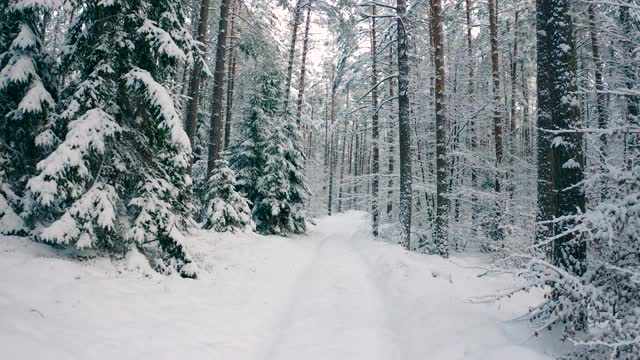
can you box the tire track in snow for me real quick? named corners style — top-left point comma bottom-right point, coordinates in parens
top-left (260, 214), bottom-right (399, 360)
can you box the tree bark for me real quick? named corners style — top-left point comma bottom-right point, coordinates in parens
top-left (619, 6), bottom-right (639, 170)
top-left (283, 0), bottom-right (304, 114)
top-left (327, 69), bottom-right (337, 215)
top-left (488, 0), bottom-right (504, 241)
top-left (184, 0), bottom-right (211, 151)
top-left (397, 0), bottom-right (412, 249)
top-left (223, 0), bottom-right (239, 150)
top-left (207, 0), bottom-right (231, 174)
top-left (295, 3), bottom-right (313, 126)
top-left (536, 0), bottom-right (586, 276)
top-left (386, 46), bottom-right (396, 217)
top-left (466, 0), bottom-right (478, 236)
top-left (370, 5), bottom-right (380, 236)
top-left (432, 0), bottom-right (448, 256)
top-left (510, 11), bottom-right (519, 154)
top-left (338, 117), bottom-right (348, 212)
top-left (587, 4), bottom-right (607, 149)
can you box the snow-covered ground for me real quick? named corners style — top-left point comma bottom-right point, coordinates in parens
top-left (1, 211), bottom-right (561, 359)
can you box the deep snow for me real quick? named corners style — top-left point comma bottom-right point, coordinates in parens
top-left (0, 211), bottom-right (561, 359)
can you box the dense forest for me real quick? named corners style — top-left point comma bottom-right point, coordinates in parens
top-left (1, 0), bottom-right (639, 358)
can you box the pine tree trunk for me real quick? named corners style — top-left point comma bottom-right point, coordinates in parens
top-left (207, 0), bottom-right (231, 175)
top-left (348, 118), bottom-right (356, 209)
top-left (521, 61), bottom-right (531, 157)
top-left (223, 0), bottom-right (239, 150)
top-left (620, 6), bottom-right (639, 170)
top-left (587, 4), bottom-right (606, 151)
top-left (432, 0), bottom-right (448, 256)
top-left (397, 0), bottom-right (412, 249)
top-left (295, 3), bottom-right (312, 126)
top-left (370, 5), bottom-right (380, 236)
top-left (324, 78), bottom-right (330, 168)
top-left (387, 46), bottom-right (396, 217)
top-left (338, 118), bottom-right (348, 212)
top-left (184, 0), bottom-right (210, 150)
top-left (283, 0), bottom-right (304, 114)
top-left (353, 121), bottom-right (361, 209)
top-left (466, 0), bottom-right (478, 236)
top-left (327, 71), bottom-right (337, 216)
top-left (509, 12), bottom-right (519, 185)
top-left (536, 0), bottom-right (586, 276)
top-left (488, 0), bottom-right (503, 241)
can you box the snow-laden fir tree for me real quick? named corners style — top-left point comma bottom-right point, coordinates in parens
top-left (228, 72), bottom-right (279, 205)
top-left (203, 156), bottom-right (253, 232)
top-left (25, 0), bottom-right (197, 277)
top-left (253, 116), bottom-right (309, 235)
top-left (0, 0), bottom-right (57, 235)
top-left (228, 70), bottom-right (308, 235)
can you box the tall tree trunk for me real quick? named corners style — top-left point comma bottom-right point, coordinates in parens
top-left (223, 0), bottom-right (239, 150)
top-left (588, 3), bottom-right (608, 200)
top-left (327, 70), bottom-right (337, 216)
top-left (387, 46), bottom-right (396, 217)
top-left (536, 0), bottom-right (586, 276)
top-left (521, 61), bottom-right (531, 157)
top-left (184, 0), bottom-right (211, 151)
top-left (338, 119), bottom-right (348, 212)
top-left (510, 11), bottom-right (519, 156)
top-left (466, 0), bottom-right (478, 236)
top-left (587, 4), bottom-right (606, 153)
top-left (348, 117), bottom-right (357, 209)
top-left (324, 77), bottom-right (330, 168)
top-left (432, 0), bottom-right (448, 256)
top-left (506, 12), bottom-right (519, 203)
top-left (296, 3), bottom-right (313, 126)
top-left (353, 121), bottom-right (361, 209)
top-left (283, 0), bottom-right (304, 114)
top-left (207, 0), bottom-right (231, 174)
top-left (370, 5), bottom-right (380, 236)
top-left (488, 0), bottom-right (503, 241)
top-left (620, 6), bottom-right (639, 170)
top-left (397, 0), bottom-right (412, 249)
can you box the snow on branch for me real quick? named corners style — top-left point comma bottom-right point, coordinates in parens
top-left (125, 68), bottom-right (191, 163)
top-left (28, 109), bottom-right (121, 206)
top-left (39, 184), bottom-right (118, 248)
top-left (138, 19), bottom-right (187, 63)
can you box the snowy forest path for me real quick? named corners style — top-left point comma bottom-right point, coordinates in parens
top-left (261, 212), bottom-right (401, 360)
top-left (0, 211), bottom-right (556, 360)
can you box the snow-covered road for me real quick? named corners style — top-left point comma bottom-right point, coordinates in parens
top-left (0, 211), bottom-right (558, 359)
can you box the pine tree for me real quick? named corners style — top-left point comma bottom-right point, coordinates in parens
top-left (25, 0), bottom-right (197, 277)
top-left (203, 156), bottom-right (253, 232)
top-left (0, 0), bottom-right (57, 235)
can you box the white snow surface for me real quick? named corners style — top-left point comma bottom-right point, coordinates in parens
top-left (0, 211), bottom-right (560, 359)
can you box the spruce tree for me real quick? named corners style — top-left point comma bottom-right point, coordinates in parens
top-left (25, 0), bottom-right (197, 277)
top-left (0, 0), bottom-right (56, 235)
top-left (229, 70), bottom-right (308, 235)
top-left (203, 156), bottom-right (252, 232)
top-left (228, 73), bottom-right (279, 205)
top-left (253, 117), bottom-right (308, 235)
